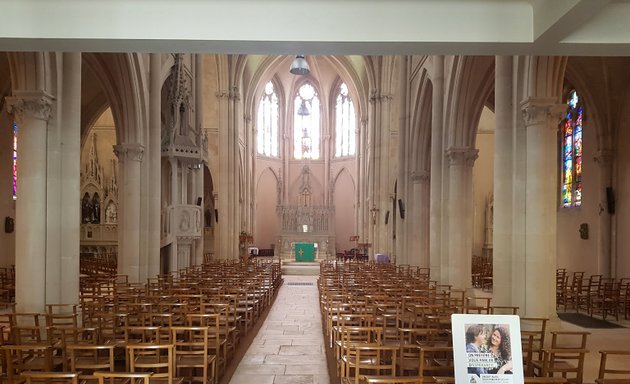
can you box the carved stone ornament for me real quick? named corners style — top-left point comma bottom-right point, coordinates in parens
top-left (520, 98), bottom-right (565, 128)
top-left (446, 147), bottom-right (478, 167)
top-left (113, 143), bottom-right (145, 162)
top-left (410, 170), bottom-right (430, 184)
top-left (594, 149), bottom-right (613, 167)
top-left (5, 91), bottom-right (54, 122)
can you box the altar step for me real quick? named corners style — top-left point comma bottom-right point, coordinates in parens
top-left (281, 261), bottom-right (321, 276)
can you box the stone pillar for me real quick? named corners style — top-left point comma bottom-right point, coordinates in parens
top-left (446, 147), bottom-right (478, 291)
top-left (493, 56), bottom-right (514, 306)
top-left (6, 90), bottom-right (53, 312)
top-left (430, 56), bottom-right (445, 281)
top-left (410, 171), bottom-right (430, 267)
top-left (397, 56), bottom-right (409, 265)
top-left (114, 143), bottom-right (144, 283)
top-left (59, 53), bottom-right (81, 304)
top-left (148, 53), bottom-right (161, 278)
top-left (169, 157), bottom-right (179, 270)
top-left (521, 98), bottom-right (565, 318)
top-left (594, 150), bottom-right (613, 277)
top-left (194, 53), bottom-right (204, 266)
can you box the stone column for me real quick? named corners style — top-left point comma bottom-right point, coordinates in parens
top-left (397, 56), bottom-right (409, 265)
top-left (148, 53), bottom-right (161, 278)
top-left (6, 90), bottom-right (53, 312)
top-left (446, 147), bottom-right (478, 291)
top-left (430, 56), bottom-right (445, 281)
top-left (194, 53), bottom-right (204, 266)
top-left (594, 150), bottom-right (613, 277)
top-left (493, 56), bottom-right (514, 306)
top-left (169, 157), bottom-right (178, 269)
top-left (59, 53), bottom-right (81, 304)
top-left (410, 171), bottom-right (430, 267)
top-left (114, 143), bottom-right (144, 283)
top-left (521, 98), bottom-right (565, 318)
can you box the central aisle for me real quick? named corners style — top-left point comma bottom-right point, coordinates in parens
top-left (229, 275), bottom-right (330, 384)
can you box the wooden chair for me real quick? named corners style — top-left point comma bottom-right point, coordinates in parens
top-left (170, 326), bottom-right (217, 384)
top-left (126, 343), bottom-right (183, 384)
top-left (66, 344), bottom-right (116, 383)
top-left (342, 344), bottom-right (398, 384)
top-left (540, 347), bottom-right (589, 384)
top-left (360, 376), bottom-right (425, 383)
top-left (20, 372), bottom-right (79, 384)
top-left (3, 344), bottom-right (59, 384)
top-left (595, 350), bottom-right (630, 384)
top-left (185, 313), bottom-right (227, 377)
top-left (338, 326), bottom-right (383, 377)
top-left (532, 330), bottom-right (589, 380)
top-left (95, 371), bottom-right (153, 384)
top-left (521, 317), bottom-right (548, 376)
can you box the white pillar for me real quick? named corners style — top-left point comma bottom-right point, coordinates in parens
top-left (59, 52), bottom-right (81, 304)
top-left (397, 56), bottom-right (409, 265)
top-left (493, 56), bottom-right (514, 306)
top-left (521, 98), bottom-right (564, 318)
top-left (115, 143), bottom-right (144, 283)
top-left (194, 53), bottom-right (204, 266)
top-left (6, 90), bottom-right (53, 312)
top-left (430, 56), bottom-right (445, 282)
top-left (594, 150), bottom-right (613, 277)
top-left (410, 171), bottom-right (430, 267)
top-left (148, 53), bottom-right (161, 278)
top-left (446, 147), bottom-right (478, 291)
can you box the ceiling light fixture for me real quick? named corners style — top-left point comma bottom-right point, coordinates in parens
top-left (289, 55), bottom-right (310, 75)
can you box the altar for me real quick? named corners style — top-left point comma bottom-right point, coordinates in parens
top-left (294, 242), bottom-right (315, 262)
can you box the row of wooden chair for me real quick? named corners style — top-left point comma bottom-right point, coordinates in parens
top-left (557, 269), bottom-right (630, 320)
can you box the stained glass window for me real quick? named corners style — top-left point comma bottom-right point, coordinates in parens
top-left (561, 90), bottom-right (583, 208)
top-left (294, 83), bottom-right (320, 160)
top-left (335, 83), bottom-right (356, 157)
top-left (257, 81), bottom-right (279, 157)
top-left (12, 122), bottom-right (17, 200)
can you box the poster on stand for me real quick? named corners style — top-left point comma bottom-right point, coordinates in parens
top-left (451, 314), bottom-right (524, 384)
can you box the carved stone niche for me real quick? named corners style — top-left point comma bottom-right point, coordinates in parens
top-left (170, 205), bottom-right (202, 239)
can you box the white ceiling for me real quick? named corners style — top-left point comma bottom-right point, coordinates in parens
top-left (1, 0), bottom-right (629, 56)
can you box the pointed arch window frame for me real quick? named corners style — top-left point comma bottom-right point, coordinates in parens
top-left (334, 81), bottom-right (357, 158)
top-left (256, 80), bottom-right (281, 158)
top-left (561, 89), bottom-right (584, 208)
top-left (293, 82), bottom-right (321, 160)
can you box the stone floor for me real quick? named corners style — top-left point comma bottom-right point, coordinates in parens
top-left (230, 275), bottom-right (329, 384)
top-left (229, 270), bottom-right (630, 384)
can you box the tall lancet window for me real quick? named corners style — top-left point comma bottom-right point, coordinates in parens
top-left (12, 122), bottom-right (17, 200)
top-left (334, 82), bottom-right (356, 157)
top-left (561, 90), bottom-right (584, 208)
top-left (257, 81), bottom-right (279, 157)
top-left (294, 83), bottom-right (320, 160)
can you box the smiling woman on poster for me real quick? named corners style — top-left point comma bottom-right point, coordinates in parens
top-left (486, 325), bottom-right (513, 374)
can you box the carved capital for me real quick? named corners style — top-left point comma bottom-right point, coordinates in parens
top-left (594, 149), bottom-right (614, 167)
top-left (5, 91), bottom-right (54, 122)
top-left (446, 147), bottom-right (478, 167)
top-left (411, 170), bottom-right (430, 184)
top-left (113, 143), bottom-right (145, 162)
top-left (520, 97), bottom-right (565, 128)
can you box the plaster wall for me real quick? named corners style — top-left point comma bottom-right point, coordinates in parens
top-left (472, 107), bottom-right (495, 257)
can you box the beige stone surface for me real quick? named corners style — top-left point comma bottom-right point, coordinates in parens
top-left (230, 275), bottom-right (329, 384)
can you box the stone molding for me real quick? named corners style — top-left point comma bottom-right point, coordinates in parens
top-left (446, 147), bottom-right (478, 167)
top-left (114, 143), bottom-right (145, 162)
top-left (5, 90), bottom-right (54, 122)
top-left (369, 89), bottom-right (393, 103)
top-left (594, 149), bottom-right (614, 167)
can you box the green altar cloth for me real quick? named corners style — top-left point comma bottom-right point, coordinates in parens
top-left (294, 243), bottom-right (315, 261)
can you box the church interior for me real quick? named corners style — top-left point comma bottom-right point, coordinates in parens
top-left (1, 1), bottom-right (630, 383)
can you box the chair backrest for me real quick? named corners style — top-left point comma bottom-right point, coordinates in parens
top-left (95, 371), bottom-right (152, 384)
top-left (596, 349), bottom-right (630, 383)
top-left (542, 347), bottom-right (589, 384)
top-left (126, 344), bottom-right (176, 384)
top-left (348, 344), bottom-right (398, 384)
top-left (169, 326), bottom-right (211, 384)
top-left (67, 344), bottom-right (116, 380)
top-left (21, 372), bottom-right (79, 384)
